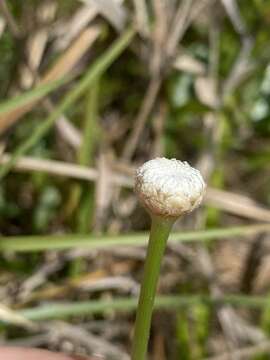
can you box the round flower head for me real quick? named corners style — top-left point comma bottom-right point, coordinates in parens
top-left (135, 158), bottom-right (206, 218)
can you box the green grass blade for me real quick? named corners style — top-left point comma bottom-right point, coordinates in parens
top-left (1, 223), bottom-right (270, 252)
top-left (18, 294), bottom-right (270, 321)
top-left (0, 77), bottom-right (69, 115)
top-left (76, 78), bottom-right (100, 232)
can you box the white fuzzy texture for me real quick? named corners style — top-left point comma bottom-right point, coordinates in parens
top-left (135, 158), bottom-right (206, 218)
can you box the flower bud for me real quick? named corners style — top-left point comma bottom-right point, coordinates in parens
top-left (134, 158), bottom-right (206, 219)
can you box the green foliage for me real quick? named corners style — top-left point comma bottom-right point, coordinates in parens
top-left (176, 304), bottom-right (210, 359)
top-left (1, 0), bottom-right (270, 357)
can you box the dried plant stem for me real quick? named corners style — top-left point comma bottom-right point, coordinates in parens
top-left (131, 216), bottom-right (174, 360)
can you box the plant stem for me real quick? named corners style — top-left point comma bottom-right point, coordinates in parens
top-left (0, 224), bottom-right (270, 252)
top-left (0, 76), bottom-right (68, 115)
top-left (16, 294), bottom-right (270, 323)
top-left (131, 215), bottom-right (174, 360)
top-left (75, 78), bottom-right (100, 232)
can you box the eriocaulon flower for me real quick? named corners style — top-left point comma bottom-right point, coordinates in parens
top-left (131, 158), bottom-right (206, 360)
top-left (135, 158), bottom-right (205, 219)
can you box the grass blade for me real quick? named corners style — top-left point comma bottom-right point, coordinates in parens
top-left (1, 223), bottom-right (270, 252)
top-left (0, 77), bottom-right (68, 115)
top-left (18, 294), bottom-right (270, 321)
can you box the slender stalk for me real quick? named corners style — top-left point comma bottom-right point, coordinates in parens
top-left (131, 216), bottom-right (174, 360)
top-left (0, 224), bottom-right (270, 252)
top-left (77, 78), bottom-right (100, 232)
top-left (68, 78), bottom-right (100, 232)
top-left (0, 76), bottom-right (68, 115)
top-left (16, 294), bottom-right (270, 322)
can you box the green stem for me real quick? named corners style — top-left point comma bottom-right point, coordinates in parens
top-left (15, 294), bottom-right (270, 322)
top-left (131, 216), bottom-right (174, 360)
top-left (1, 224), bottom-right (270, 252)
top-left (76, 78), bottom-right (100, 232)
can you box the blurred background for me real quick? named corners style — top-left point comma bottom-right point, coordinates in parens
top-left (1, 0), bottom-right (270, 359)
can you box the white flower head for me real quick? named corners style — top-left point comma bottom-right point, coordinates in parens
top-left (135, 158), bottom-right (206, 218)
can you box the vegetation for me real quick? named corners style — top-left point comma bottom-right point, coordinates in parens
top-left (1, 0), bottom-right (270, 359)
